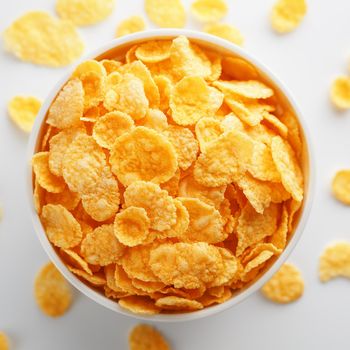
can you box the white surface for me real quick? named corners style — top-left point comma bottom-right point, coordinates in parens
top-left (0, 0), bottom-right (350, 349)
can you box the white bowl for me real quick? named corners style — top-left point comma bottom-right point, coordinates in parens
top-left (27, 29), bottom-right (314, 322)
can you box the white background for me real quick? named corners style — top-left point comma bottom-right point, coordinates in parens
top-left (1, 0), bottom-right (350, 349)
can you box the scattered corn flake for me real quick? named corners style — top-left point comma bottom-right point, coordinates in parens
top-left (204, 23), bottom-right (244, 46)
top-left (137, 109), bottom-right (168, 132)
top-left (178, 173), bottom-right (226, 209)
top-left (41, 204), bottom-right (82, 248)
top-left (0, 332), bottom-right (9, 350)
top-left (103, 73), bottom-right (149, 119)
top-left (68, 266), bottom-right (106, 286)
top-left (236, 203), bottom-right (278, 256)
top-left (56, 0), bottom-right (115, 25)
top-left (34, 262), bottom-right (72, 317)
top-left (8, 96), bottom-right (41, 132)
top-left (129, 324), bottom-right (169, 350)
top-left (135, 40), bottom-right (172, 63)
top-left (195, 117), bottom-right (224, 152)
top-left (145, 0), bottom-right (186, 28)
top-left (116, 15), bottom-right (145, 37)
top-left (155, 296), bottom-right (203, 311)
top-left (271, 0), bottom-right (307, 33)
top-left (221, 57), bottom-right (259, 80)
top-left (119, 295), bottom-right (160, 314)
top-left (271, 136), bottom-right (303, 202)
top-left (45, 186), bottom-right (80, 211)
top-left (81, 224), bottom-right (125, 266)
top-left (92, 111), bottom-right (134, 149)
top-left (62, 134), bottom-right (106, 194)
top-left (213, 80), bottom-right (273, 99)
top-left (124, 181), bottom-right (177, 231)
top-left (178, 197), bottom-right (226, 243)
top-left (170, 76), bottom-right (223, 126)
top-left (110, 127), bottom-right (177, 186)
top-left (164, 126), bottom-right (199, 170)
top-left (319, 242), bottom-right (350, 282)
top-left (32, 152), bottom-right (66, 193)
top-left (122, 244), bottom-right (160, 282)
top-left (261, 263), bottom-right (304, 303)
top-left (332, 170), bottom-right (350, 205)
top-left (47, 79), bottom-right (84, 129)
top-left (330, 76), bottom-right (350, 110)
top-left (81, 166), bottom-right (120, 221)
top-left (49, 127), bottom-right (85, 177)
top-left (3, 11), bottom-right (84, 67)
top-left (150, 242), bottom-right (222, 289)
top-left (191, 0), bottom-right (228, 23)
top-left (114, 206), bottom-right (151, 247)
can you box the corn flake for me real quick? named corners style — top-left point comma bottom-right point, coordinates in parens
top-left (110, 127), bottom-right (177, 186)
top-left (135, 40), bottom-right (172, 63)
top-left (8, 96), bottom-right (41, 132)
top-left (145, 0), bottom-right (186, 28)
top-left (332, 170), bottom-right (350, 205)
top-left (34, 262), bottom-right (72, 317)
top-left (129, 324), bottom-right (169, 350)
top-left (330, 76), bottom-right (350, 110)
top-left (191, 0), bottom-right (228, 23)
top-left (222, 57), bottom-right (259, 80)
top-left (204, 23), bottom-right (244, 46)
top-left (68, 266), bottom-right (106, 286)
top-left (261, 263), bottom-right (304, 303)
top-left (195, 117), bottom-right (224, 152)
top-left (119, 296), bottom-right (160, 314)
top-left (155, 296), bottom-right (203, 311)
top-left (0, 332), bottom-right (9, 350)
top-left (154, 75), bottom-right (173, 112)
top-left (114, 207), bottom-right (151, 247)
top-left (81, 224), bottom-right (125, 266)
top-left (45, 187), bottom-right (80, 211)
top-left (116, 16), bottom-right (146, 37)
top-left (137, 109), bottom-right (168, 132)
top-left (4, 11), bottom-right (84, 67)
top-left (319, 242), bottom-right (350, 282)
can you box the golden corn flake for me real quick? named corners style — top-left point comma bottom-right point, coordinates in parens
top-left (114, 264), bottom-right (143, 294)
top-left (332, 170), bottom-right (350, 205)
top-left (164, 126), bottom-right (199, 170)
top-left (32, 152), bottom-right (66, 193)
top-left (129, 324), bottom-right (169, 350)
top-left (41, 204), bottom-right (82, 248)
top-left (122, 244), bottom-right (160, 282)
top-left (47, 79), bottom-right (84, 129)
top-left (101, 59), bottom-right (121, 74)
top-left (330, 76), bottom-right (350, 110)
top-left (137, 109), bottom-right (168, 132)
top-left (116, 16), bottom-right (145, 37)
top-left (191, 0), bottom-right (228, 23)
top-left (261, 263), bottom-right (304, 303)
top-left (170, 76), bottom-right (223, 126)
top-left (135, 40), bottom-right (172, 63)
top-left (269, 204), bottom-right (289, 249)
top-left (110, 127), bottom-right (177, 186)
top-left (145, 0), bottom-right (186, 28)
top-left (271, 0), bottom-right (307, 33)
top-left (319, 242), bottom-right (350, 282)
top-left (34, 262), bottom-right (72, 317)
top-left (81, 166), bottom-right (120, 221)
top-left (3, 11), bottom-right (84, 67)
top-left (80, 224), bottom-right (125, 266)
top-left (150, 242), bottom-right (222, 289)
top-left (155, 296), bottom-right (203, 311)
top-left (92, 111), bottom-right (134, 149)
top-left (222, 57), bottom-right (259, 81)
top-left (62, 134), bottom-right (106, 194)
top-left (213, 80), bottom-right (274, 100)
top-left (104, 73), bottom-right (149, 119)
top-left (199, 287), bottom-right (232, 306)
top-left (68, 266), bottom-right (106, 286)
top-left (45, 187), bottom-right (80, 211)
top-left (204, 23), bottom-right (244, 46)
top-left (271, 136), bottom-right (303, 202)
top-left (236, 203), bottom-right (278, 256)
top-left (262, 112), bottom-right (288, 138)
top-left (49, 127), bottom-right (85, 177)
top-left (178, 197), bottom-right (226, 243)
top-left (119, 296), bottom-right (160, 314)
top-left (61, 248), bottom-right (92, 275)
top-left (195, 117), bottom-right (224, 152)
top-left (132, 279), bottom-right (165, 293)
top-left (0, 332), bottom-right (9, 350)
top-left (8, 96), bottom-right (41, 132)
top-left (34, 180), bottom-right (45, 214)
top-left (178, 174), bottom-right (226, 209)
top-left (154, 75), bottom-right (173, 112)
top-left (242, 250), bottom-right (275, 282)
top-left (114, 207), bottom-right (151, 247)
top-left (124, 181), bottom-right (177, 231)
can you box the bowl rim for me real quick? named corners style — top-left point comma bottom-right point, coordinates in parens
top-left (27, 28), bottom-right (315, 323)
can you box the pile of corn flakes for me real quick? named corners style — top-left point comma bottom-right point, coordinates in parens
top-left (32, 35), bottom-right (304, 314)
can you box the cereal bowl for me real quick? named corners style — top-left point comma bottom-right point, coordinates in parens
top-left (27, 29), bottom-right (314, 322)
